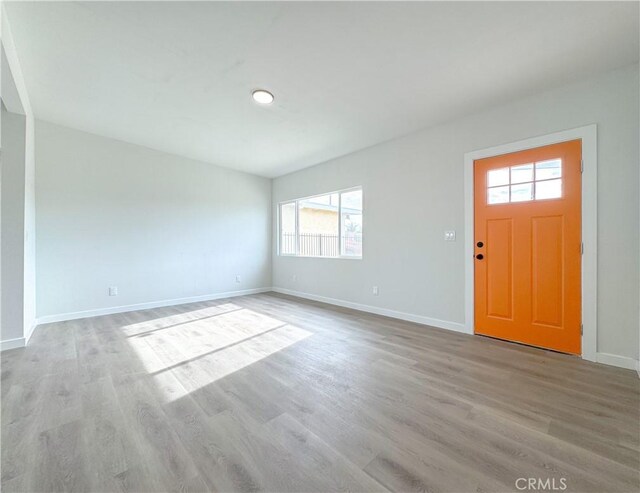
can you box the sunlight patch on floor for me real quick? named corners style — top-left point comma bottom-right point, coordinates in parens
top-left (152, 323), bottom-right (312, 403)
top-left (126, 306), bottom-right (313, 396)
top-left (120, 302), bottom-right (242, 337)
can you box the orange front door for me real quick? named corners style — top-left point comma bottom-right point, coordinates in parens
top-left (474, 140), bottom-right (582, 354)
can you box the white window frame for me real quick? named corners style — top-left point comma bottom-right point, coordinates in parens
top-left (278, 186), bottom-right (363, 259)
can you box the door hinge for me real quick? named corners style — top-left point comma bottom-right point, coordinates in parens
top-left (580, 159), bottom-right (584, 173)
top-left (581, 242), bottom-right (584, 255)
top-left (580, 324), bottom-right (583, 335)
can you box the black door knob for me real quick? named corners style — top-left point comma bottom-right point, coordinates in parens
top-left (476, 254), bottom-right (484, 260)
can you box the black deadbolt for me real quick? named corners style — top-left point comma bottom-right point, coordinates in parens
top-left (476, 254), bottom-right (484, 260)
top-left (476, 241), bottom-right (484, 248)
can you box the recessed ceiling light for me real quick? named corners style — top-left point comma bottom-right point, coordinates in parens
top-left (252, 89), bottom-right (274, 105)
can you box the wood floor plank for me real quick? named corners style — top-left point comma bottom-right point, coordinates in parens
top-left (284, 390), bottom-right (388, 469)
top-left (466, 409), bottom-right (640, 491)
top-left (2, 292), bottom-right (638, 492)
top-left (109, 372), bottom-right (204, 492)
top-left (261, 413), bottom-right (389, 492)
top-left (25, 420), bottom-right (89, 493)
top-left (163, 389), bottom-right (263, 492)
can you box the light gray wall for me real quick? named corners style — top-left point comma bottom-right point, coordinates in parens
top-left (1, 11), bottom-right (37, 346)
top-left (35, 121), bottom-right (272, 317)
top-left (23, 105), bottom-right (35, 337)
top-left (1, 105), bottom-right (26, 342)
top-left (272, 64), bottom-right (640, 362)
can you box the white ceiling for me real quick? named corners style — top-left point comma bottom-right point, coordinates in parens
top-left (6, 1), bottom-right (639, 177)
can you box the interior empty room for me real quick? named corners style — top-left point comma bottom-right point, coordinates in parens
top-left (1, 1), bottom-right (639, 492)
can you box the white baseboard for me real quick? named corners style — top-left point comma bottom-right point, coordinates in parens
top-left (0, 337), bottom-right (26, 351)
top-left (271, 288), bottom-right (639, 373)
top-left (0, 319), bottom-right (38, 351)
top-left (8, 286), bottom-right (639, 374)
top-left (271, 287), bottom-right (469, 334)
top-left (35, 287), bottom-right (273, 326)
top-left (24, 319), bottom-right (37, 345)
top-left (596, 352), bottom-right (640, 372)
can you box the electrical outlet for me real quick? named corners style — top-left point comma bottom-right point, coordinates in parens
top-left (235, 275), bottom-right (241, 283)
top-left (444, 230), bottom-right (456, 241)
top-left (109, 286), bottom-right (118, 296)
top-left (372, 286), bottom-right (379, 296)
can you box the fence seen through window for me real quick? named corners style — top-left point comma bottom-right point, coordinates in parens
top-left (279, 188), bottom-right (363, 258)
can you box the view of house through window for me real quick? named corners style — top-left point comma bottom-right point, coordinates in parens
top-left (279, 188), bottom-right (363, 258)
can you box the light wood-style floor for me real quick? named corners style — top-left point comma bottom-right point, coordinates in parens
top-left (1, 292), bottom-right (638, 493)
